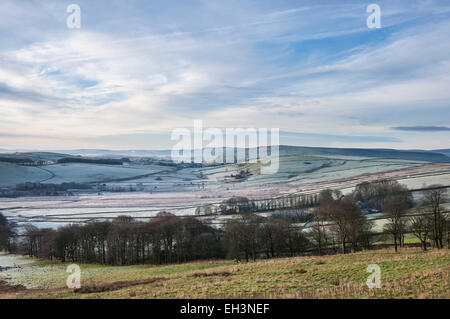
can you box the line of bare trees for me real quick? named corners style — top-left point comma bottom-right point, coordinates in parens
top-left (195, 193), bottom-right (319, 216)
top-left (309, 189), bottom-right (373, 254)
top-left (3, 181), bottom-right (448, 264)
top-left (224, 214), bottom-right (309, 262)
top-left (309, 181), bottom-right (449, 254)
top-left (404, 187), bottom-right (448, 251)
top-left (21, 213), bottom-right (224, 265)
top-left (17, 212), bottom-right (311, 265)
top-left (379, 183), bottom-right (448, 252)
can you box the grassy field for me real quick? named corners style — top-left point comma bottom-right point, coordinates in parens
top-left (1, 248), bottom-right (449, 299)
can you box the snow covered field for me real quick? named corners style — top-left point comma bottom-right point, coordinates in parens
top-left (0, 148), bottom-right (449, 228)
top-left (1, 162), bottom-right (448, 228)
top-left (0, 163), bottom-right (51, 187)
top-left (0, 162), bottom-right (172, 187)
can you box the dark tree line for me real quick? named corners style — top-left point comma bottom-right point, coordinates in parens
top-left (57, 157), bottom-right (123, 165)
top-left (21, 212), bottom-right (224, 265)
top-left (0, 156), bottom-right (34, 164)
top-left (19, 212), bottom-right (312, 265)
top-left (1, 182), bottom-right (92, 198)
top-left (409, 186), bottom-right (448, 250)
top-left (310, 189), bottom-right (373, 254)
top-left (196, 193), bottom-right (319, 215)
top-left (15, 182), bottom-right (91, 191)
top-left (0, 213), bottom-right (14, 252)
top-left (224, 214), bottom-right (309, 262)
top-left (309, 181), bottom-right (449, 254)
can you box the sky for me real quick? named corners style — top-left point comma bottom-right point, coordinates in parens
top-left (0, 0), bottom-right (449, 150)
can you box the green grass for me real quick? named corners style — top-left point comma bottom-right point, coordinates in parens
top-left (2, 248), bottom-right (449, 299)
top-left (371, 233), bottom-right (423, 246)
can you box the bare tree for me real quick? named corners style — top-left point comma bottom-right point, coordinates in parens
top-left (0, 213), bottom-right (14, 252)
top-left (383, 184), bottom-right (411, 252)
top-left (224, 214), bottom-right (259, 262)
top-left (354, 179), bottom-right (412, 211)
top-left (258, 217), bottom-right (279, 258)
top-left (310, 203), bottom-right (330, 255)
top-left (409, 209), bottom-right (432, 251)
top-left (326, 198), bottom-right (367, 254)
top-left (422, 186), bottom-right (447, 249)
top-left (318, 189), bottom-right (343, 204)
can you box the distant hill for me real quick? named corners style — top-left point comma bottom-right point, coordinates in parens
top-left (277, 146), bottom-right (450, 162)
top-left (433, 149), bottom-right (450, 157)
top-left (1, 145), bottom-right (449, 163)
top-left (0, 145), bottom-right (448, 191)
top-left (54, 149), bottom-right (172, 159)
top-left (0, 152), bottom-right (72, 162)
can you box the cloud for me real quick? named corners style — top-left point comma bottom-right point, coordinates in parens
top-left (392, 126), bottom-right (450, 132)
top-left (281, 131), bottom-right (400, 143)
top-left (0, 83), bottom-right (48, 102)
top-left (0, 0), bottom-right (450, 149)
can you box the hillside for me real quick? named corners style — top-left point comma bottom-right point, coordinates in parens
top-left (0, 151), bottom-right (172, 187)
top-left (1, 248), bottom-right (448, 299)
top-left (277, 146), bottom-right (450, 162)
top-left (57, 146), bottom-right (450, 163)
top-left (0, 146), bottom-right (448, 189)
top-left (434, 149), bottom-right (450, 157)
top-left (2, 145), bottom-right (449, 163)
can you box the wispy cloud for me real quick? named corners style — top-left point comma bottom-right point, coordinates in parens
top-left (0, 0), bottom-right (450, 149)
top-left (392, 126), bottom-right (450, 132)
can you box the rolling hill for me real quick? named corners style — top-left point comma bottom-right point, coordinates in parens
top-left (0, 146), bottom-right (448, 189)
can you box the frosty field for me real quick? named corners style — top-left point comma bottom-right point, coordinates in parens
top-left (1, 249), bottom-right (448, 299)
top-left (0, 147), bottom-right (448, 228)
